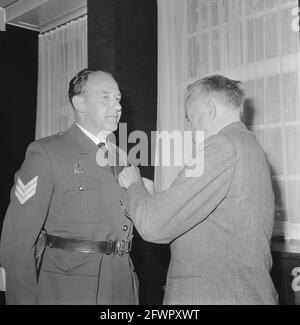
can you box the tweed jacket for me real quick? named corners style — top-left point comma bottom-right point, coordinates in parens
top-left (127, 122), bottom-right (278, 305)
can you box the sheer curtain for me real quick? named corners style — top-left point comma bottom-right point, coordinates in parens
top-left (156, 0), bottom-right (300, 240)
top-left (155, 0), bottom-right (186, 191)
top-left (35, 15), bottom-right (88, 139)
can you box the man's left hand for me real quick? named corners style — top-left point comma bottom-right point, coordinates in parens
top-left (118, 166), bottom-right (142, 189)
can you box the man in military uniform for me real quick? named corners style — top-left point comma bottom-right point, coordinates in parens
top-left (0, 69), bottom-right (139, 305)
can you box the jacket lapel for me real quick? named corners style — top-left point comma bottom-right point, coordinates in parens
top-left (66, 123), bottom-right (115, 177)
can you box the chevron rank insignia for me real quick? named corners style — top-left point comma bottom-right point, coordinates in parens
top-left (15, 176), bottom-right (38, 204)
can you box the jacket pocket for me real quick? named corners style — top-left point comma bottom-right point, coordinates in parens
top-left (37, 248), bottom-right (103, 304)
top-left (41, 247), bottom-right (102, 276)
top-left (52, 176), bottom-right (92, 223)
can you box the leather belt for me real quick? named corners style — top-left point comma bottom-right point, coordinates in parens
top-left (45, 234), bottom-right (132, 256)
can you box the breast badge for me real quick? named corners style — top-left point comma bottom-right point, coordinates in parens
top-left (74, 160), bottom-right (84, 174)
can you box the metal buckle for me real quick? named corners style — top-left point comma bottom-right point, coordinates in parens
top-left (119, 240), bottom-right (126, 256)
top-left (114, 241), bottom-right (120, 255)
top-left (112, 239), bottom-right (132, 256)
top-left (126, 238), bottom-right (132, 253)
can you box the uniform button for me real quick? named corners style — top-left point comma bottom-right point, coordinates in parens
top-left (123, 225), bottom-right (128, 231)
top-left (78, 186), bottom-right (84, 191)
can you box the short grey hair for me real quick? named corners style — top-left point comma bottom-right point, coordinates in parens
top-left (186, 75), bottom-right (245, 111)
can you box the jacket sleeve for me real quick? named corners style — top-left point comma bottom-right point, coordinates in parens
top-left (126, 135), bottom-right (237, 244)
top-left (0, 141), bottom-right (54, 304)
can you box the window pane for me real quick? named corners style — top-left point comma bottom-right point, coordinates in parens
top-left (265, 13), bottom-right (278, 59)
top-left (187, 0), bottom-right (199, 34)
top-left (255, 16), bottom-right (264, 61)
top-left (285, 126), bottom-right (300, 175)
top-left (266, 127), bottom-right (284, 175)
top-left (212, 29), bottom-right (220, 71)
top-left (287, 180), bottom-right (300, 223)
top-left (200, 0), bottom-right (208, 29)
top-left (254, 78), bottom-right (266, 125)
top-left (224, 0), bottom-right (229, 23)
top-left (210, 0), bottom-right (219, 27)
top-left (200, 33), bottom-right (209, 75)
top-left (281, 7), bottom-right (299, 55)
top-left (283, 72), bottom-right (299, 121)
top-left (272, 179), bottom-right (288, 222)
top-left (246, 0), bottom-right (255, 16)
top-left (254, 0), bottom-right (265, 13)
top-left (265, 0), bottom-right (291, 9)
top-left (188, 37), bottom-right (199, 78)
top-left (266, 75), bottom-right (281, 123)
top-left (247, 19), bottom-right (255, 63)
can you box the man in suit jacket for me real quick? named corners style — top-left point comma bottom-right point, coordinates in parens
top-left (119, 75), bottom-right (278, 304)
top-left (0, 69), bottom-right (138, 304)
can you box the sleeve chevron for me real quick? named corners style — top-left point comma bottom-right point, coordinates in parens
top-left (0, 141), bottom-right (54, 304)
top-left (14, 176), bottom-right (38, 204)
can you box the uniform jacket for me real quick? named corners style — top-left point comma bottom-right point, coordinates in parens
top-left (0, 123), bottom-right (138, 305)
top-left (127, 122), bottom-right (278, 305)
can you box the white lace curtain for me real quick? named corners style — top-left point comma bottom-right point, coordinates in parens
top-left (35, 15), bottom-right (88, 139)
top-left (156, 0), bottom-right (300, 240)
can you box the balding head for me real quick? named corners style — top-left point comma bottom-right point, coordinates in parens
top-left (185, 75), bottom-right (245, 139)
top-left (186, 75), bottom-right (245, 113)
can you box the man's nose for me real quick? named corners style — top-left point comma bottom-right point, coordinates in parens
top-left (113, 101), bottom-right (122, 112)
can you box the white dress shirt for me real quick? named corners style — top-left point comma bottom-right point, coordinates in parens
top-left (76, 123), bottom-right (110, 148)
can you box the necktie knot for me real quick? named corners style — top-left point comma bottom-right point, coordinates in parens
top-left (98, 141), bottom-right (108, 159)
top-left (98, 141), bottom-right (106, 149)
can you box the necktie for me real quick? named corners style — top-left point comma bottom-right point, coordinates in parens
top-left (97, 141), bottom-right (115, 177)
top-left (98, 141), bottom-right (108, 159)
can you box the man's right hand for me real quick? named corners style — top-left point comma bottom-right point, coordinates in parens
top-left (118, 166), bottom-right (143, 189)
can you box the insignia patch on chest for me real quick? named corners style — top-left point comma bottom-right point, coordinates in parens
top-left (74, 160), bottom-right (84, 173)
top-left (14, 176), bottom-right (38, 204)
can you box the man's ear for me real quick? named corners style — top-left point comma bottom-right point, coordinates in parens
top-left (206, 100), bottom-right (217, 120)
top-left (72, 95), bottom-right (85, 113)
